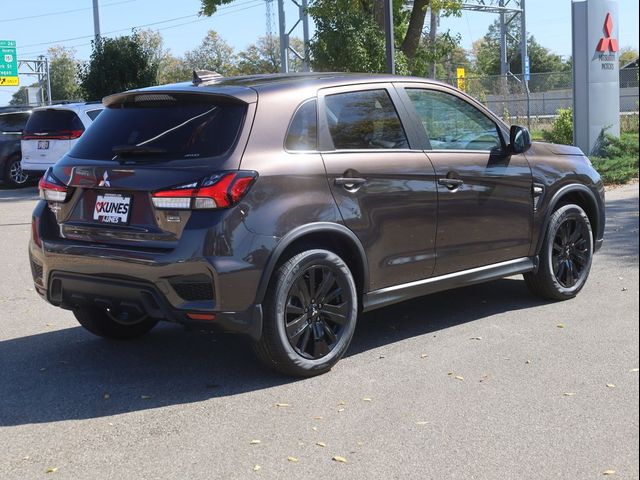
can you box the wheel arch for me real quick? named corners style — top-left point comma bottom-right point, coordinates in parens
top-left (535, 183), bottom-right (601, 255)
top-left (254, 222), bottom-right (369, 305)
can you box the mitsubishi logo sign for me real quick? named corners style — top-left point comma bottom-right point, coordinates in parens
top-left (596, 12), bottom-right (619, 52)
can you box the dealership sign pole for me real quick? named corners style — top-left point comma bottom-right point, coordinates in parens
top-left (572, 0), bottom-right (620, 154)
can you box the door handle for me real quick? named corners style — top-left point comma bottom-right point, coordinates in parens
top-left (438, 178), bottom-right (464, 189)
top-left (335, 177), bottom-right (367, 188)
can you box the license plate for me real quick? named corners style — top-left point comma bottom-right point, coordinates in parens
top-left (93, 194), bottom-right (132, 225)
top-left (37, 140), bottom-right (49, 150)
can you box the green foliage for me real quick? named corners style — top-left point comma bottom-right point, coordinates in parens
top-left (9, 85), bottom-right (33, 106)
top-left (591, 134), bottom-right (639, 184)
top-left (184, 30), bottom-right (236, 75)
top-left (543, 108), bottom-right (573, 145)
top-left (619, 47), bottom-right (639, 67)
top-left (47, 46), bottom-right (82, 101)
top-left (79, 32), bottom-right (160, 100)
top-left (199, 0), bottom-right (236, 16)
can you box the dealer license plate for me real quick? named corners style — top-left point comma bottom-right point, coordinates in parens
top-left (93, 193), bottom-right (132, 225)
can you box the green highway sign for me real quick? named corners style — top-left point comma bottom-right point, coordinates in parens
top-left (0, 40), bottom-right (19, 86)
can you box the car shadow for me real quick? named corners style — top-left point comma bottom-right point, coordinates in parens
top-left (597, 194), bottom-right (639, 261)
top-left (0, 277), bottom-right (551, 427)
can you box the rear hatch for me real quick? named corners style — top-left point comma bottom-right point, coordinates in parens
top-left (22, 108), bottom-right (84, 167)
top-left (43, 91), bottom-right (252, 249)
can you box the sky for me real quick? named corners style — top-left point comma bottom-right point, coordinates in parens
top-left (1, 0), bottom-right (638, 106)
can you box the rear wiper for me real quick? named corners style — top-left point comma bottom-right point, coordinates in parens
top-left (112, 145), bottom-right (167, 160)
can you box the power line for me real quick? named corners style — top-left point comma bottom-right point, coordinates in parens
top-left (0, 0), bottom-right (139, 23)
top-left (18, 0), bottom-right (265, 58)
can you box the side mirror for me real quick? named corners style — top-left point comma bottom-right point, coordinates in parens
top-left (509, 125), bottom-right (532, 154)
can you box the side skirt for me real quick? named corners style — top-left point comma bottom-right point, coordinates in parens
top-left (362, 257), bottom-right (537, 313)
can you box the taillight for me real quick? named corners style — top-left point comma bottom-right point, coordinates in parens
top-left (23, 129), bottom-right (84, 140)
top-left (152, 172), bottom-right (257, 210)
top-left (38, 169), bottom-right (69, 202)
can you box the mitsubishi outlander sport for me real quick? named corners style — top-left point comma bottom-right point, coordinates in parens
top-left (28, 72), bottom-right (605, 376)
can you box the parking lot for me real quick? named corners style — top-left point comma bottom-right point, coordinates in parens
top-left (0, 184), bottom-right (638, 479)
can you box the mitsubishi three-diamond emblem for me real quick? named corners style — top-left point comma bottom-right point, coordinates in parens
top-left (98, 171), bottom-right (111, 187)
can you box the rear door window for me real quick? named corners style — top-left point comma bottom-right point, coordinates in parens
top-left (23, 109), bottom-right (84, 138)
top-left (86, 109), bottom-right (102, 121)
top-left (70, 94), bottom-right (247, 161)
top-left (0, 112), bottom-right (30, 133)
top-left (285, 99), bottom-right (317, 151)
top-left (324, 89), bottom-right (408, 150)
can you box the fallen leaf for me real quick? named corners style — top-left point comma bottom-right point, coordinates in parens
top-left (313, 416), bottom-right (323, 420)
top-left (39, 368), bottom-right (46, 372)
top-left (525, 360), bottom-right (531, 365)
top-left (103, 393), bottom-right (110, 400)
top-left (563, 392), bottom-right (576, 397)
top-left (250, 439), bottom-right (261, 445)
top-left (630, 368), bottom-right (639, 372)
top-left (470, 336), bottom-right (483, 341)
top-left (140, 395), bottom-right (152, 399)
top-left (602, 469), bottom-right (616, 476)
top-left (337, 401), bottom-right (346, 406)
top-left (447, 372), bottom-right (454, 376)
top-left (312, 426), bottom-right (318, 432)
top-left (332, 456), bottom-right (348, 463)
top-left (621, 287), bottom-right (627, 292)
top-left (253, 465), bottom-right (261, 471)
top-left (45, 323), bottom-right (54, 327)
top-left (362, 397), bottom-right (372, 402)
top-left (337, 408), bottom-right (345, 412)
top-left (45, 467), bottom-right (58, 473)
top-left (420, 353), bottom-right (428, 358)
top-left (557, 323), bottom-right (565, 329)
top-left (454, 375), bottom-right (464, 381)
top-left (316, 442), bottom-right (326, 447)
top-left (606, 384), bottom-right (616, 389)
top-left (415, 421), bottom-right (428, 425)
top-left (287, 456), bottom-right (299, 463)
top-left (22, 456), bottom-right (30, 460)
top-left (275, 403), bottom-right (291, 407)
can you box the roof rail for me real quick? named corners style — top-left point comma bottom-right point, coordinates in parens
top-left (193, 70), bottom-right (223, 85)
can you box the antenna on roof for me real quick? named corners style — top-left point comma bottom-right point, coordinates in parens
top-left (192, 70), bottom-right (223, 85)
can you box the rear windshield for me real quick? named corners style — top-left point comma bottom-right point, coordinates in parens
top-left (69, 94), bottom-right (247, 161)
top-left (25, 109), bottom-right (83, 134)
top-left (0, 112), bottom-right (30, 133)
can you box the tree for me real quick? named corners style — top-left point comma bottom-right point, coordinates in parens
top-left (47, 46), bottom-right (81, 101)
top-left (79, 32), bottom-right (160, 100)
top-left (184, 30), bottom-right (236, 75)
top-left (235, 36), bottom-right (280, 75)
top-left (200, 0), bottom-right (462, 67)
top-left (158, 54), bottom-right (191, 84)
top-left (474, 19), bottom-right (569, 77)
top-left (619, 47), bottom-right (638, 67)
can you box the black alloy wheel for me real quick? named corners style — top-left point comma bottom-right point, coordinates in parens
top-left (551, 217), bottom-right (590, 288)
top-left (285, 265), bottom-right (350, 359)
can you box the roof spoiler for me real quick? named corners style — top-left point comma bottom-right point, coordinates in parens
top-left (193, 70), bottom-right (223, 85)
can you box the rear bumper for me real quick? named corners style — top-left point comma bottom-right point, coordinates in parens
top-left (29, 201), bottom-right (277, 340)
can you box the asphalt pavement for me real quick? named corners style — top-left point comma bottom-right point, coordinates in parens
top-left (0, 184), bottom-right (638, 480)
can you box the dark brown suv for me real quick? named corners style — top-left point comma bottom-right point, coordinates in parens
top-left (29, 73), bottom-right (605, 376)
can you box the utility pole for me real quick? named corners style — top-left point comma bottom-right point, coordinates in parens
top-left (277, 0), bottom-right (288, 73)
top-left (384, 0), bottom-right (395, 74)
top-left (429, 7), bottom-right (438, 78)
top-left (92, 0), bottom-right (101, 42)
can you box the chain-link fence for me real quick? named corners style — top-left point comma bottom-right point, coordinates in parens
top-left (437, 68), bottom-right (639, 130)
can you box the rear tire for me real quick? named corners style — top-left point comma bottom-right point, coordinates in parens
top-left (73, 306), bottom-right (159, 340)
top-left (524, 204), bottom-right (593, 300)
top-left (3, 155), bottom-right (29, 188)
top-left (253, 249), bottom-right (358, 377)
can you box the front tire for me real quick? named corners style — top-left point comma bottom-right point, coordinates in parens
top-left (525, 204), bottom-right (593, 300)
top-left (253, 249), bottom-right (358, 377)
top-left (73, 306), bottom-right (159, 339)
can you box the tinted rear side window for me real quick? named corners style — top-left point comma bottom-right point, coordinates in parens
top-left (70, 95), bottom-right (246, 161)
top-left (25, 109), bottom-right (83, 134)
top-left (0, 112), bottom-right (30, 133)
top-left (285, 100), bottom-right (317, 151)
top-left (324, 89), bottom-right (408, 150)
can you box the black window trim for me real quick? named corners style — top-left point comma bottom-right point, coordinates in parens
top-left (283, 98), bottom-right (319, 154)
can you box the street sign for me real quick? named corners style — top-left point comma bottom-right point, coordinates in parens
top-left (456, 67), bottom-right (466, 92)
top-left (0, 40), bottom-right (19, 86)
top-left (524, 56), bottom-right (530, 81)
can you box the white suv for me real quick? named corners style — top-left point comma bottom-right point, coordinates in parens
top-left (21, 103), bottom-right (103, 176)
